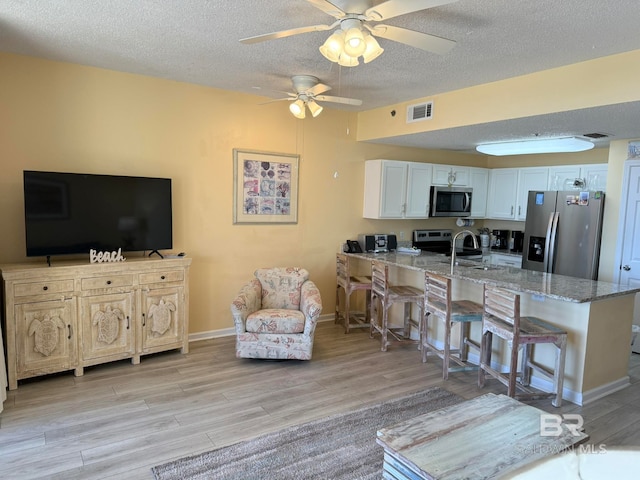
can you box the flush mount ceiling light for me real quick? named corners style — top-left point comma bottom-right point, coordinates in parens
top-left (476, 137), bottom-right (595, 156)
top-left (240, 0), bottom-right (458, 67)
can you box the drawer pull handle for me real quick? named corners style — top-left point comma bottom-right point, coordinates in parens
top-left (142, 313), bottom-right (146, 327)
top-left (126, 316), bottom-right (130, 329)
top-left (161, 275), bottom-right (166, 280)
top-left (106, 280), bottom-right (112, 285)
top-left (43, 286), bottom-right (48, 291)
top-left (67, 324), bottom-right (72, 340)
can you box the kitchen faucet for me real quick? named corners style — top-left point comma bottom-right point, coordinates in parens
top-left (451, 229), bottom-right (478, 274)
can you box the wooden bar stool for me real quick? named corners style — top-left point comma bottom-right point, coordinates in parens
top-left (335, 253), bottom-right (372, 333)
top-left (369, 260), bottom-right (424, 351)
top-left (478, 285), bottom-right (568, 407)
top-left (421, 272), bottom-right (483, 379)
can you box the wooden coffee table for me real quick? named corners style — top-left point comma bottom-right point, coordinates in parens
top-left (376, 393), bottom-right (588, 479)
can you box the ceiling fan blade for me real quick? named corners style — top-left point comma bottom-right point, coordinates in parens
top-left (307, 83), bottom-right (332, 96)
top-left (259, 98), bottom-right (294, 105)
top-left (365, 0), bottom-right (458, 21)
top-left (371, 24), bottom-right (456, 55)
top-left (306, 0), bottom-right (346, 19)
top-left (240, 23), bottom-right (335, 44)
top-left (315, 95), bottom-right (363, 106)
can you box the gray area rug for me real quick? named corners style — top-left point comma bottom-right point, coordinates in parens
top-left (152, 387), bottom-right (462, 480)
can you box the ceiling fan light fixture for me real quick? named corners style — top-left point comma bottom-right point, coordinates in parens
top-left (319, 30), bottom-right (344, 63)
top-left (362, 34), bottom-right (384, 63)
top-left (476, 137), bottom-right (595, 156)
top-left (343, 27), bottom-right (366, 57)
top-left (289, 99), bottom-right (306, 119)
top-left (338, 51), bottom-right (359, 67)
top-left (307, 100), bottom-right (323, 117)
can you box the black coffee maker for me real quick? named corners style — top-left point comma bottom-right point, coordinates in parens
top-left (492, 229), bottom-right (509, 250)
top-left (511, 231), bottom-right (524, 253)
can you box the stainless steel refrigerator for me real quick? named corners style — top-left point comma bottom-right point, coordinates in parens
top-left (522, 190), bottom-right (605, 280)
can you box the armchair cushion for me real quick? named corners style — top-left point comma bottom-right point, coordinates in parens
top-left (246, 309), bottom-right (305, 334)
top-left (255, 267), bottom-right (309, 310)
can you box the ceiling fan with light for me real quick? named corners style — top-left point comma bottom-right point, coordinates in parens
top-left (263, 75), bottom-right (362, 119)
top-left (240, 0), bottom-right (458, 66)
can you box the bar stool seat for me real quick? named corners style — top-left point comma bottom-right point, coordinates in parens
top-left (421, 273), bottom-right (483, 379)
top-left (478, 285), bottom-right (568, 407)
top-left (369, 260), bottom-right (424, 351)
top-left (335, 253), bottom-right (372, 333)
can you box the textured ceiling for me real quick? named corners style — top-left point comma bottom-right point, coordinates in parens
top-left (2, 0), bottom-right (640, 152)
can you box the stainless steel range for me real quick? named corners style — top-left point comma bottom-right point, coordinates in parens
top-left (412, 229), bottom-right (482, 258)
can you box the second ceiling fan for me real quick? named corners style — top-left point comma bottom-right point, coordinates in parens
top-left (265, 75), bottom-right (362, 119)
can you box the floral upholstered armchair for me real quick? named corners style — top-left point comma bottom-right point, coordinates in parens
top-left (231, 267), bottom-right (323, 360)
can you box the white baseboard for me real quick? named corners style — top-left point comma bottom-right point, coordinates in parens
top-left (187, 314), bottom-right (335, 342)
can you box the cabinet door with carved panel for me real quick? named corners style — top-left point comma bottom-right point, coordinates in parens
top-left (15, 298), bottom-right (77, 382)
top-left (80, 292), bottom-right (135, 365)
top-left (140, 286), bottom-right (185, 354)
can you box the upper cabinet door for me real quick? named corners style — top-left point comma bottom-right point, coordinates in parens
top-left (487, 168), bottom-right (518, 219)
top-left (548, 165), bottom-right (581, 190)
top-left (405, 163), bottom-right (433, 218)
top-left (432, 165), bottom-right (470, 186)
top-left (469, 167), bottom-right (489, 218)
top-left (363, 160), bottom-right (407, 219)
top-left (379, 161), bottom-right (409, 218)
top-left (581, 164), bottom-right (608, 191)
top-left (516, 167), bottom-right (549, 220)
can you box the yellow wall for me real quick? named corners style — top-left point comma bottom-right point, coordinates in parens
top-left (0, 52), bottom-right (483, 335)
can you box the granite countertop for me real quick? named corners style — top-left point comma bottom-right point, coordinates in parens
top-left (347, 251), bottom-right (640, 304)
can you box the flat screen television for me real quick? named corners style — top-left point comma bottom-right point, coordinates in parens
top-left (23, 170), bottom-right (173, 258)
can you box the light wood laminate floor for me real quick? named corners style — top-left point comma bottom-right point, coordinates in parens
top-left (2, 321), bottom-right (640, 479)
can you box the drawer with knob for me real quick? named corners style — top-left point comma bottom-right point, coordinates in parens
top-left (138, 270), bottom-right (184, 285)
top-left (81, 274), bottom-right (133, 291)
top-left (14, 279), bottom-right (74, 297)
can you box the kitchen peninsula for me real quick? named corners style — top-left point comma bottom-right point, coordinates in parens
top-left (348, 251), bottom-right (640, 405)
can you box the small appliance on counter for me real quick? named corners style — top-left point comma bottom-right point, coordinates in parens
top-left (358, 234), bottom-right (397, 253)
top-left (511, 230), bottom-right (524, 253)
top-left (491, 229), bottom-right (510, 250)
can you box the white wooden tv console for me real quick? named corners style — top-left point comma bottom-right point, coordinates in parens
top-left (1, 257), bottom-right (191, 390)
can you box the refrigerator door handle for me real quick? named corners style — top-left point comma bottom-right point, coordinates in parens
top-left (547, 212), bottom-right (560, 273)
top-left (543, 212), bottom-right (555, 273)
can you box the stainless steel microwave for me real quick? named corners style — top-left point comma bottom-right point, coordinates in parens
top-left (430, 186), bottom-right (473, 217)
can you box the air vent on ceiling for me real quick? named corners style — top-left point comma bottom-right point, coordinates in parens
top-left (582, 132), bottom-right (610, 139)
top-left (407, 101), bottom-right (433, 123)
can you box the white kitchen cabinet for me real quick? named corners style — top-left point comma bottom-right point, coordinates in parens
top-left (581, 164), bottom-right (608, 191)
top-left (469, 167), bottom-right (489, 218)
top-left (515, 167), bottom-right (549, 220)
top-left (432, 165), bottom-right (470, 186)
top-left (548, 163), bottom-right (608, 191)
top-left (548, 165), bottom-right (582, 190)
top-left (405, 162), bottom-right (433, 218)
top-left (363, 160), bottom-right (432, 219)
top-left (486, 168), bottom-right (518, 219)
top-left (487, 167), bottom-right (548, 220)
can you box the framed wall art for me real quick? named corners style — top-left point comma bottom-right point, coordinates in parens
top-left (233, 149), bottom-right (300, 224)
